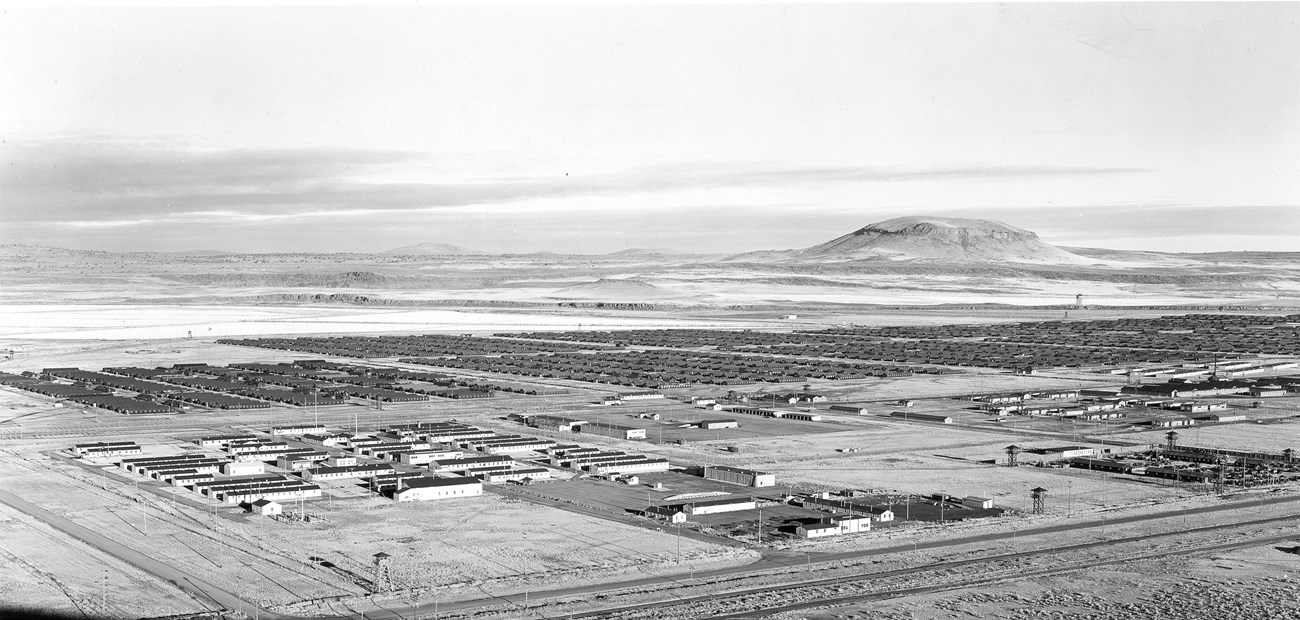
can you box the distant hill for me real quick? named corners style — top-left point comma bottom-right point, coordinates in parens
top-left (800, 216), bottom-right (1095, 263)
top-left (727, 216), bottom-right (1096, 265)
top-left (604, 248), bottom-right (692, 257)
top-left (381, 242), bottom-right (484, 256)
top-left (551, 278), bottom-right (685, 300)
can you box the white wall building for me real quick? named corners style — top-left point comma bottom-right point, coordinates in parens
top-left (393, 477), bottom-right (483, 502)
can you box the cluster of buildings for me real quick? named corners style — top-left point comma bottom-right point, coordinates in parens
top-left (719, 405), bottom-right (823, 422)
top-left (522, 414), bottom-right (649, 441)
top-left (546, 444), bottom-right (670, 476)
top-left (73, 441), bottom-right (143, 458)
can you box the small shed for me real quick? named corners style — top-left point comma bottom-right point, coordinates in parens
top-left (250, 499), bottom-right (282, 516)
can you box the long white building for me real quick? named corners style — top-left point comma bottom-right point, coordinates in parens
top-left (703, 465), bottom-right (776, 488)
top-left (393, 477), bottom-right (483, 502)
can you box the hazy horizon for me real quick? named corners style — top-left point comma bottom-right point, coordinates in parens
top-left (2, 4), bottom-right (1298, 255)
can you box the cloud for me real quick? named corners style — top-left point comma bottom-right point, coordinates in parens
top-left (0, 138), bottom-right (1148, 227)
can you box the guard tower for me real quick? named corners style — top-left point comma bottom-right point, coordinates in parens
top-left (1005, 445), bottom-right (1022, 468)
top-left (1030, 487), bottom-right (1048, 514)
top-left (373, 552), bottom-right (392, 592)
top-left (1075, 294), bottom-right (1083, 308)
top-left (1165, 431), bottom-right (1179, 452)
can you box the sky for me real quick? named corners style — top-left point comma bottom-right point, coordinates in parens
top-left (1, 3), bottom-right (1298, 254)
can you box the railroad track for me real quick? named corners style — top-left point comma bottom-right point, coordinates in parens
top-left (487, 510), bottom-right (1300, 620)
top-left (703, 526), bottom-right (1300, 620)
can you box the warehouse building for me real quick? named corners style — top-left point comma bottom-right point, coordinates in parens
top-left (74, 441), bottom-right (142, 457)
top-left (303, 463), bottom-right (393, 481)
top-left (1064, 457), bottom-right (1133, 474)
top-left (554, 450), bottom-right (625, 468)
top-left (527, 415), bottom-right (587, 432)
top-left (300, 433), bottom-right (351, 447)
top-left (226, 440), bottom-right (289, 455)
top-left (222, 483), bottom-right (321, 505)
top-left (828, 405), bottom-right (868, 415)
top-left (423, 428), bottom-right (498, 443)
top-left (618, 391), bottom-right (665, 401)
top-left (680, 496), bottom-right (756, 515)
top-left (586, 457), bottom-right (670, 475)
top-left (397, 449), bottom-right (464, 466)
top-left (367, 472), bottom-right (427, 492)
top-left (1026, 446), bottom-right (1097, 460)
top-left (779, 411), bottom-right (823, 422)
top-left (888, 411), bottom-right (952, 424)
top-left (1190, 413), bottom-right (1248, 423)
top-left (321, 454), bottom-right (355, 467)
top-left (721, 406), bottom-right (822, 421)
top-left (429, 455), bottom-right (515, 474)
top-left (703, 465), bottom-right (776, 488)
top-left (641, 505), bottom-right (688, 524)
top-left (476, 439), bottom-right (558, 454)
top-left (195, 434), bottom-right (257, 448)
top-left (477, 467), bottom-right (552, 484)
top-left (171, 473), bottom-right (215, 487)
top-left (276, 452), bottom-right (329, 471)
top-left (270, 425), bottom-right (328, 436)
top-left (233, 446), bottom-right (319, 463)
top-left (361, 442), bottom-right (433, 459)
top-left (121, 454), bottom-right (221, 476)
top-left (393, 477), bottom-right (483, 502)
top-left (579, 424), bottom-right (647, 441)
top-left (797, 514), bottom-right (871, 538)
top-left (698, 419), bottom-right (739, 430)
top-left (222, 460), bottom-right (266, 476)
top-left (799, 496), bottom-right (895, 521)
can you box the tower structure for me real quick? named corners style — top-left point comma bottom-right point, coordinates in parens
top-left (373, 552), bottom-right (393, 592)
top-left (1030, 487), bottom-right (1048, 514)
top-left (1005, 445), bottom-right (1022, 468)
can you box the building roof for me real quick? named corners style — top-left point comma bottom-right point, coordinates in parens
top-left (706, 464), bottom-right (771, 476)
top-left (402, 477), bottom-right (481, 489)
top-left (799, 522), bottom-right (840, 531)
top-left (685, 496), bottom-right (755, 508)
